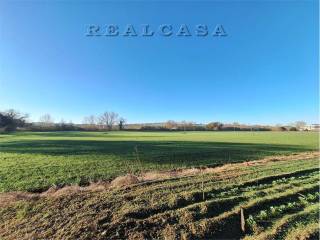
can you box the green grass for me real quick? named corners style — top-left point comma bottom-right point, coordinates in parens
top-left (0, 131), bottom-right (318, 192)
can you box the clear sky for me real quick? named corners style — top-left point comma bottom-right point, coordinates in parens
top-left (0, 1), bottom-right (318, 124)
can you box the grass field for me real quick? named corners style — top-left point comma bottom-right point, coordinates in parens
top-left (0, 131), bottom-right (318, 192)
top-left (0, 153), bottom-right (318, 239)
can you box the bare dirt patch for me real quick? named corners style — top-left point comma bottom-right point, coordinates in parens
top-left (0, 192), bottom-right (40, 208)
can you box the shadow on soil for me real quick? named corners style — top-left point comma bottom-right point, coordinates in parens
top-left (0, 139), bottom-right (313, 167)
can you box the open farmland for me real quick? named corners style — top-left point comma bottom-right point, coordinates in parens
top-left (0, 151), bottom-right (319, 239)
top-left (0, 131), bottom-right (318, 192)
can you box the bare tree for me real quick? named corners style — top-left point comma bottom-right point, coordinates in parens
top-left (100, 112), bottom-right (108, 129)
top-left (83, 115), bottom-right (97, 128)
top-left (87, 115), bottom-right (96, 125)
top-left (99, 111), bottom-right (119, 130)
top-left (39, 114), bottom-right (54, 126)
top-left (165, 120), bottom-right (177, 130)
top-left (294, 121), bottom-right (307, 130)
top-left (108, 112), bottom-right (119, 130)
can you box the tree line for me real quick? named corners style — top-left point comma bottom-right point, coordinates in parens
top-left (34, 111), bottom-right (126, 131)
top-left (0, 109), bottom-right (310, 133)
top-left (138, 121), bottom-right (302, 132)
top-left (82, 112), bottom-right (126, 130)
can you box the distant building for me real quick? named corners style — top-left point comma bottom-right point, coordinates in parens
top-left (303, 124), bottom-right (320, 131)
top-left (310, 124), bottom-right (320, 131)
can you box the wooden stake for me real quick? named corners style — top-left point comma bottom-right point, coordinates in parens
top-left (240, 207), bottom-right (245, 233)
top-left (201, 169), bottom-right (205, 201)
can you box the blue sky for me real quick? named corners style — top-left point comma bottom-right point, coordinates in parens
top-left (0, 1), bottom-right (318, 124)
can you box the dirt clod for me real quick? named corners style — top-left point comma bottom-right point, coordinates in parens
top-left (110, 174), bottom-right (139, 188)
